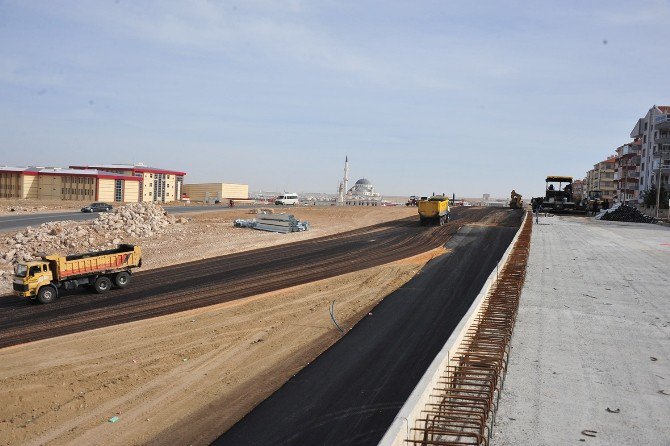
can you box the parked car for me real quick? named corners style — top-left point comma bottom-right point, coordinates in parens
top-left (81, 202), bottom-right (113, 213)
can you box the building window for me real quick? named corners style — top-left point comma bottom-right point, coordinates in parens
top-left (114, 180), bottom-right (123, 202)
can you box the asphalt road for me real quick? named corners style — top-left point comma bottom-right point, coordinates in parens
top-left (0, 207), bottom-right (511, 349)
top-left (0, 205), bottom-right (253, 233)
top-left (214, 211), bottom-right (523, 445)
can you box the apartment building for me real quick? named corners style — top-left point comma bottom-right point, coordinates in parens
top-left (586, 156), bottom-right (617, 202)
top-left (572, 179), bottom-right (586, 202)
top-left (0, 167), bottom-right (140, 202)
top-left (70, 163), bottom-right (186, 203)
top-left (614, 140), bottom-right (642, 204)
top-left (630, 105), bottom-right (670, 201)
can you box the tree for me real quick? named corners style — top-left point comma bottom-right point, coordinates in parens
top-left (642, 185), bottom-right (669, 208)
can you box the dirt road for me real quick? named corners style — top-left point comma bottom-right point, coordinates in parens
top-left (0, 207), bottom-right (500, 349)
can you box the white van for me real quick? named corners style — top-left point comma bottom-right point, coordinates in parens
top-left (275, 193), bottom-right (299, 206)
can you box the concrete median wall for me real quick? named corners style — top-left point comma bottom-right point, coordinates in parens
top-left (378, 212), bottom-right (528, 446)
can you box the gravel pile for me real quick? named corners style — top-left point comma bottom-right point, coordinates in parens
top-left (596, 204), bottom-right (657, 224)
top-left (0, 203), bottom-right (187, 267)
top-left (94, 203), bottom-right (186, 238)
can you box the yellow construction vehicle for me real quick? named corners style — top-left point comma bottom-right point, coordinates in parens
top-left (12, 244), bottom-right (142, 304)
top-left (509, 190), bottom-right (523, 209)
top-left (418, 196), bottom-right (450, 226)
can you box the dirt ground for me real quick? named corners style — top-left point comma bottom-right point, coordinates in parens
top-left (0, 206), bottom-right (438, 445)
top-left (0, 199), bottom-right (83, 215)
top-left (0, 206), bottom-right (416, 295)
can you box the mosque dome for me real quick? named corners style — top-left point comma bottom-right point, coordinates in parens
top-left (347, 178), bottom-right (379, 197)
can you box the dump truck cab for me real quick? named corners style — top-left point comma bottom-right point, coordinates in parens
top-left (13, 260), bottom-right (55, 300)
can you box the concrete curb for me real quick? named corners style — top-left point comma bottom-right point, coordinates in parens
top-left (378, 212), bottom-right (529, 446)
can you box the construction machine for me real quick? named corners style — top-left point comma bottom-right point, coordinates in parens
top-left (540, 176), bottom-right (585, 214)
top-left (13, 244), bottom-right (142, 304)
top-left (585, 190), bottom-right (603, 215)
top-left (509, 190), bottom-right (523, 209)
top-left (418, 195), bottom-right (450, 226)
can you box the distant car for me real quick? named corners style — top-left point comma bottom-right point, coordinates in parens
top-left (81, 202), bottom-right (113, 213)
top-left (274, 193), bottom-right (299, 205)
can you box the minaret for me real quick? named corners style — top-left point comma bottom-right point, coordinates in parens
top-left (339, 156), bottom-right (349, 204)
top-left (344, 155), bottom-right (349, 196)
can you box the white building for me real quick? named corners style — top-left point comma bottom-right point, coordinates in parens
top-left (344, 178), bottom-right (382, 206)
top-left (347, 178), bottom-right (380, 198)
top-left (630, 105), bottom-right (670, 201)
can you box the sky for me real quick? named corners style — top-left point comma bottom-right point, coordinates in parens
top-left (1, 1), bottom-right (669, 198)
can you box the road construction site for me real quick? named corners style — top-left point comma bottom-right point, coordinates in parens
top-left (0, 205), bottom-right (518, 445)
top-left (1, 203), bottom-right (667, 446)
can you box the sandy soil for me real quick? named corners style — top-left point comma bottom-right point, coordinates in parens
top-left (0, 246), bottom-right (446, 446)
top-left (0, 206), bottom-right (415, 294)
top-left (0, 206), bottom-right (432, 445)
top-left (0, 199), bottom-right (85, 215)
top-left (140, 206), bottom-right (417, 269)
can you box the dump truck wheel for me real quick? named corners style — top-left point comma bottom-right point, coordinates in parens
top-left (114, 272), bottom-right (130, 288)
top-left (37, 285), bottom-right (57, 304)
top-left (94, 276), bottom-right (112, 293)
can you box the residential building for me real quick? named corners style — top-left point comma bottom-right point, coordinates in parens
top-left (70, 163), bottom-right (186, 203)
top-left (572, 179), bottom-right (585, 202)
top-left (0, 167), bottom-right (140, 202)
top-left (614, 140), bottom-right (642, 204)
top-left (630, 105), bottom-right (670, 202)
top-left (587, 156), bottom-right (617, 202)
top-left (182, 183), bottom-right (249, 202)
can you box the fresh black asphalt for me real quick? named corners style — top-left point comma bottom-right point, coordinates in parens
top-left (214, 215), bottom-right (522, 445)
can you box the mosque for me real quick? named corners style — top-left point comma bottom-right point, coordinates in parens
top-left (347, 178), bottom-right (380, 198)
top-left (337, 157), bottom-right (382, 205)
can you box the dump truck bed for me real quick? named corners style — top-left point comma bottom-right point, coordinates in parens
top-left (418, 198), bottom-right (449, 218)
top-left (46, 244), bottom-right (142, 280)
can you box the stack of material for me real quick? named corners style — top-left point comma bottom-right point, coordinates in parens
top-left (233, 219), bottom-right (255, 228)
top-left (255, 214), bottom-right (309, 233)
top-left (596, 204), bottom-right (657, 223)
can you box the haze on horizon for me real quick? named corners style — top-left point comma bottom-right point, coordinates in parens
top-left (1, 1), bottom-right (668, 199)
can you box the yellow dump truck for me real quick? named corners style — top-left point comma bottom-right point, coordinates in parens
top-left (13, 244), bottom-right (142, 304)
top-left (418, 196), bottom-right (450, 226)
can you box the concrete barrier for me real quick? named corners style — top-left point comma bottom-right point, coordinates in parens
top-left (378, 211), bottom-right (529, 446)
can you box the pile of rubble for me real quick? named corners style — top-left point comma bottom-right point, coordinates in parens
top-left (1, 203), bottom-right (188, 267)
top-left (596, 204), bottom-right (657, 224)
top-left (94, 202), bottom-right (187, 237)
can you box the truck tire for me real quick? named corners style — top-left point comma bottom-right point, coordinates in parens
top-left (114, 271), bottom-right (130, 288)
top-left (94, 276), bottom-right (112, 293)
top-left (37, 285), bottom-right (57, 304)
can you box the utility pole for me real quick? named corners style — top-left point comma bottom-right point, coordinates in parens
top-left (656, 161), bottom-right (662, 218)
